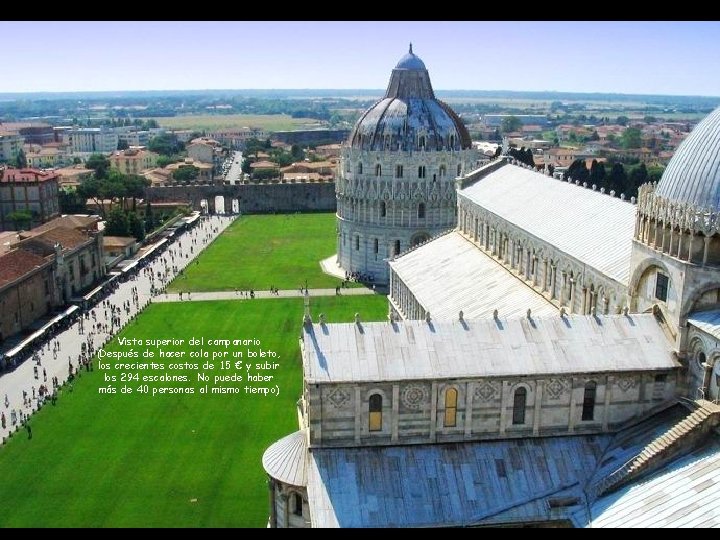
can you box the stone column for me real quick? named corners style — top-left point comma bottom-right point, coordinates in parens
top-left (542, 259), bottom-right (549, 292)
top-left (560, 271), bottom-right (567, 304)
top-left (569, 278), bottom-right (576, 313)
top-left (392, 384), bottom-right (399, 442)
top-left (550, 265), bottom-right (557, 300)
top-left (581, 286), bottom-right (588, 314)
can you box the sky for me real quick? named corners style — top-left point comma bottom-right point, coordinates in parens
top-left (2, 21), bottom-right (720, 96)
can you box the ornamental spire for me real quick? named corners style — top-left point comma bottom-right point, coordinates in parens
top-left (409, 42), bottom-right (413, 54)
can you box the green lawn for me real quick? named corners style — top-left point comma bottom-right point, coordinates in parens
top-left (168, 213), bottom-right (361, 292)
top-left (0, 295), bottom-right (387, 527)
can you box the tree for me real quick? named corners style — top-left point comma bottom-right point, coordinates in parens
top-left (58, 188), bottom-right (87, 214)
top-left (628, 163), bottom-right (648, 198)
top-left (6, 209), bottom-right (32, 230)
top-left (156, 155), bottom-right (181, 168)
top-left (589, 131), bottom-right (600, 141)
top-left (172, 165), bottom-right (199, 182)
top-left (621, 127), bottom-right (642, 149)
top-left (589, 159), bottom-right (606, 186)
top-left (86, 153), bottom-right (110, 179)
top-left (72, 157), bottom-right (82, 165)
top-left (127, 211), bottom-right (145, 241)
top-left (607, 163), bottom-right (628, 195)
top-left (105, 207), bottom-right (130, 236)
top-left (566, 159), bottom-right (589, 183)
top-left (616, 116), bottom-right (629, 126)
top-left (290, 144), bottom-right (304, 161)
top-left (117, 139), bottom-right (129, 150)
top-left (144, 199), bottom-right (155, 231)
top-left (501, 115), bottom-right (522, 134)
top-left (148, 133), bottom-right (184, 156)
top-left (13, 149), bottom-right (27, 169)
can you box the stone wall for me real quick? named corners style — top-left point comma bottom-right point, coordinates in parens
top-left (305, 371), bottom-right (678, 448)
top-left (145, 182), bottom-right (337, 214)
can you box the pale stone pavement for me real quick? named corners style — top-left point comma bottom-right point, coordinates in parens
top-left (154, 286), bottom-right (377, 302)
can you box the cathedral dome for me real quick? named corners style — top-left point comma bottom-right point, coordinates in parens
top-left (348, 45), bottom-right (471, 152)
top-left (655, 106), bottom-right (720, 210)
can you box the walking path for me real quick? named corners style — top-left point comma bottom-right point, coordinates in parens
top-left (153, 286), bottom-right (377, 302)
top-left (0, 214), bottom-right (235, 443)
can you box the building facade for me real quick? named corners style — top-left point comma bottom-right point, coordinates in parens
top-left (109, 148), bottom-right (159, 175)
top-left (0, 167), bottom-right (60, 231)
top-left (335, 46), bottom-right (481, 283)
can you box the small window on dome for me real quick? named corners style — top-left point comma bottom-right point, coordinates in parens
top-left (357, 162), bottom-right (363, 174)
top-left (419, 136), bottom-right (425, 149)
top-left (450, 135), bottom-right (455, 148)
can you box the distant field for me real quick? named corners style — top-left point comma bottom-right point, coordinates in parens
top-left (0, 296), bottom-right (388, 527)
top-left (168, 213), bottom-right (361, 292)
top-left (150, 114), bottom-right (326, 132)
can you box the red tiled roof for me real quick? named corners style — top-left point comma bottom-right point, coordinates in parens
top-left (1, 167), bottom-right (59, 183)
top-left (18, 226), bottom-right (91, 251)
top-left (0, 249), bottom-right (49, 288)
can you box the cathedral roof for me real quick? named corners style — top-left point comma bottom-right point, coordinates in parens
top-left (302, 314), bottom-right (677, 385)
top-left (459, 161), bottom-right (636, 285)
top-left (348, 46), bottom-right (471, 152)
top-left (655, 106), bottom-right (720, 210)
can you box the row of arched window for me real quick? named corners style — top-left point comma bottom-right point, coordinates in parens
top-left (378, 201), bottom-right (425, 219)
top-left (359, 163), bottom-right (460, 178)
top-left (366, 382), bottom-right (597, 432)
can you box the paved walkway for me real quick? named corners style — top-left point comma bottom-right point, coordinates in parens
top-left (153, 286), bottom-right (378, 302)
top-left (0, 214), bottom-right (236, 443)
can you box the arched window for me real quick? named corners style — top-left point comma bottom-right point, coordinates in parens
top-left (444, 387), bottom-right (458, 427)
top-left (582, 381), bottom-right (597, 421)
top-left (375, 164), bottom-right (382, 177)
top-left (512, 387), bottom-right (527, 425)
top-left (697, 351), bottom-right (707, 368)
top-left (369, 394), bottom-right (382, 431)
top-left (418, 165), bottom-right (426, 179)
top-left (374, 238), bottom-right (379, 254)
top-left (355, 236), bottom-right (360, 251)
top-left (418, 203), bottom-right (426, 219)
top-left (439, 165), bottom-right (446, 177)
top-left (419, 135), bottom-right (426, 149)
top-left (292, 492), bottom-right (303, 516)
top-left (357, 162), bottom-right (363, 174)
top-left (380, 201), bottom-right (386, 217)
top-left (450, 135), bottom-right (455, 147)
top-left (394, 240), bottom-right (401, 256)
top-left (395, 164), bottom-right (404, 178)
top-left (457, 163), bottom-right (462, 176)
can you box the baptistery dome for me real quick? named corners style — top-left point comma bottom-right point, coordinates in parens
top-left (348, 44), bottom-right (472, 153)
top-left (335, 46), bottom-right (482, 285)
top-left (655, 106), bottom-right (720, 210)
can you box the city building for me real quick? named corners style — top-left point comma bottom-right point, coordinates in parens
top-left (14, 216), bottom-right (105, 302)
top-left (263, 91), bottom-right (720, 527)
top-left (0, 132), bottom-right (24, 163)
top-left (63, 127), bottom-right (119, 154)
top-left (0, 167), bottom-right (60, 231)
top-left (0, 248), bottom-right (55, 343)
top-left (335, 45), bottom-right (481, 283)
top-left (108, 148), bottom-right (159, 175)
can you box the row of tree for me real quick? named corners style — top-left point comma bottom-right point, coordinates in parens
top-left (564, 159), bottom-right (663, 199)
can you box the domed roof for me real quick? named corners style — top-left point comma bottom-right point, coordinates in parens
top-left (395, 43), bottom-right (426, 70)
top-left (262, 429), bottom-right (308, 486)
top-left (348, 45), bottom-right (471, 152)
top-left (656, 106), bottom-right (720, 210)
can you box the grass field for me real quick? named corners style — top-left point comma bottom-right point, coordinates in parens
top-left (168, 213), bottom-right (361, 292)
top-left (0, 295), bottom-right (388, 527)
top-left (150, 114), bottom-right (325, 132)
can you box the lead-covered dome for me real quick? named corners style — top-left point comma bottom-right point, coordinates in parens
top-left (655, 106), bottom-right (720, 210)
top-left (348, 45), bottom-right (471, 152)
